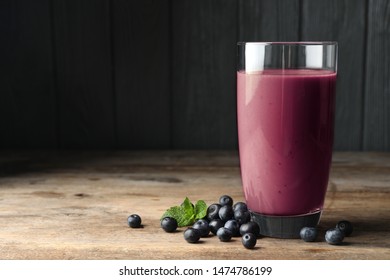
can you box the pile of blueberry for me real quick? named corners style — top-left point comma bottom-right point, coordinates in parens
top-left (127, 195), bottom-right (353, 248)
top-left (161, 195), bottom-right (259, 249)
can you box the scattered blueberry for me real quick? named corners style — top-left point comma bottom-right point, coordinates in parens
top-left (206, 203), bottom-right (222, 221)
top-left (193, 219), bottom-right (210, 237)
top-left (234, 209), bottom-right (251, 225)
top-left (325, 228), bottom-right (345, 245)
top-left (219, 205), bottom-right (234, 222)
top-left (300, 227), bottom-right (318, 242)
top-left (233, 202), bottom-right (248, 212)
top-left (183, 227), bottom-right (201, 243)
top-left (161, 217), bottom-right (178, 233)
top-left (217, 227), bottom-right (232, 242)
top-left (239, 221), bottom-right (260, 237)
top-left (336, 220), bottom-right (353, 236)
top-left (219, 195), bottom-right (233, 207)
top-left (127, 214), bottom-right (142, 228)
top-left (242, 233), bottom-right (257, 249)
top-left (224, 219), bottom-right (240, 237)
top-left (209, 219), bottom-right (225, 235)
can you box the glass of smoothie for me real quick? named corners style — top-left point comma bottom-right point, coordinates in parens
top-left (237, 42), bottom-right (337, 238)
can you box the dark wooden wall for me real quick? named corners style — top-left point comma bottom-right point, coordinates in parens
top-left (1, 0), bottom-right (389, 150)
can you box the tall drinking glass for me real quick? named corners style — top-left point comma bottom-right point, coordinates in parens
top-left (237, 42), bottom-right (338, 238)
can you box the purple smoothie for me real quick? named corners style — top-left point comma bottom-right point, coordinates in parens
top-left (237, 69), bottom-right (336, 216)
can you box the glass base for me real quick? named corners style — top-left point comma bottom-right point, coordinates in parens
top-left (250, 210), bottom-right (322, 238)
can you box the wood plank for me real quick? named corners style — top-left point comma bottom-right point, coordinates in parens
top-left (363, 0), bottom-right (390, 151)
top-left (0, 0), bottom-right (57, 148)
top-left (112, 0), bottom-right (171, 149)
top-left (238, 0), bottom-right (300, 42)
top-left (171, 0), bottom-right (238, 149)
top-left (52, 0), bottom-right (115, 148)
top-left (0, 151), bottom-right (389, 259)
top-left (301, 0), bottom-right (366, 151)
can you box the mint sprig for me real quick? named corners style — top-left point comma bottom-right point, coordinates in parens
top-left (194, 200), bottom-right (207, 219)
top-left (161, 197), bottom-right (207, 227)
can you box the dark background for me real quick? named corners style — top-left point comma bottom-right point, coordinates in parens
top-left (1, 0), bottom-right (389, 151)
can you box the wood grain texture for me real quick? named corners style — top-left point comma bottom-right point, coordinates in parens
top-left (52, 0), bottom-right (115, 148)
top-left (171, 0), bottom-right (238, 149)
top-left (0, 0), bottom-right (57, 148)
top-left (112, 0), bottom-right (171, 149)
top-left (301, 0), bottom-right (366, 151)
top-left (0, 151), bottom-right (389, 260)
top-left (363, 0), bottom-right (390, 151)
top-left (238, 0), bottom-right (300, 42)
top-left (1, 1), bottom-right (390, 151)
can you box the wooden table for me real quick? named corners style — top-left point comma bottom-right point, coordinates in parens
top-left (0, 151), bottom-right (389, 260)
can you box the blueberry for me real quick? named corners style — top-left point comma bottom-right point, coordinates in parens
top-left (209, 219), bottom-right (225, 235)
top-left (224, 219), bottom-right (240, 237)
top-left (234, 209), bottom-right (251, 225)
top-left (219, 205), bottom-right (234, 222)
top-left (336, 220), bottom-right (353, 236)
top-left (233, 202), bottom-right (248, 212)
top-left (239, 222), bottom-right (260, 237)
top-left (193, 219), bottom-right (210, 237)
top-left (242, 233), bottom-right (257, 249)
top-left (206, 203), bottom-right (222, 221)
top-left (161, 217), bottom-right (178, 233)
top-left (217, 227), bottom-right (232, 242)
top-left (183, 227), bottom-right (201, 243)
top-left (127, 214), bottom-right (142, 228)
top-left (325, 228), bottom-right (345, 245)
top-left (299, 227), bottom-right (318, 242)
top-left (219, 195), bottom-right (233, 207)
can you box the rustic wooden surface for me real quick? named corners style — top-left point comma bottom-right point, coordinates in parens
top-left (0, 0), bottom-right (57, 148)
top-left (301, 0), bottom-right (366, 150)
top-left (2, 1), bottom-right (390, 151)
top-left (113, 0), bottom-right (171, 149)
top-left (364, 0), bottom-right (390, 150)
top-left (172, 0), bottom-right (238, 149)
top-left (0, 151), bottom-right (389, 260)
top-left (52, 0), bottom-right (116, 149)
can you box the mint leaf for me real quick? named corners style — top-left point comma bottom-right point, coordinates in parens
top-left (161, 206), bottom-right (182, 220)
top-left (179, 197), bottom-right (195, 226)
top-left (181, 197), bottom-right (194, 216)
top-left (161, 197), bottom-right (196, 227)
top-left (161, 197), bottom-right (208, 227)
top-left (161, 206), bottom-right (192, 227)
top-left (194, 200), bottom-right (207, 219)
top-left (180, 213), bottom-right (195, 227)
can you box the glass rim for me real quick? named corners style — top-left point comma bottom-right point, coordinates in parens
top-left (237, 41), bottom-right (337, 46)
